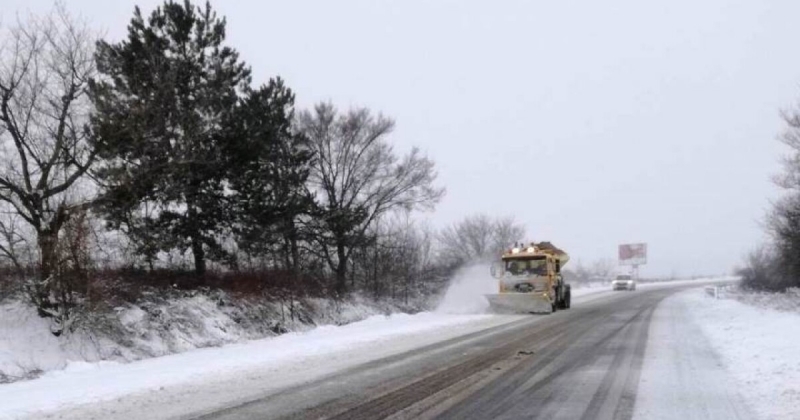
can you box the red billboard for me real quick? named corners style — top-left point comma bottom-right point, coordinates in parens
top-left (618, 243), bottom-right (647, 265)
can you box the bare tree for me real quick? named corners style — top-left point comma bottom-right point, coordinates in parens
top-left (570, 260), bottom-right (592, 283)
top-left (297, 102), bottom-right (444, 294)
top-left (775, 106), bottom-right (800, 191)
top-left (737, 246), bottom-right (778, 290)
top-left (0, 211), bottom-right (30, 272)
top-left (439, 214), bottom-right (494, 264)
top-left (493, 217), bottom-right (527, 254)
top-left (745, 102), bottom-right (800, 291)
top-left (0, 5), bottom-right (97, 332)
top-left (766, 194), bottom-right (800, 290)
top-left (589, 258), bottom-right (616, 282)
top-left (349, 216), bottom-right (440, 302)
top-left (438, 214), bottom-right (525, 267)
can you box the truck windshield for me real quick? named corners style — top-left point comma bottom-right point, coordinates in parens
top-left (504, 258), bottom-right (548, 276)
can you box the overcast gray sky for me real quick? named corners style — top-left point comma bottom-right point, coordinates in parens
top-left (6, 0), bottom-right (800, 277)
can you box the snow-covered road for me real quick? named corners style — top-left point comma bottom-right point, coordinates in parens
top-left (1, 278), bottom-right (769, 420)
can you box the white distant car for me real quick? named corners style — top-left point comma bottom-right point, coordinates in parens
top-left (611, 275), bottom-right (636, 291)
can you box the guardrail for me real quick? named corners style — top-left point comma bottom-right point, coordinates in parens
top-left (705, 286), bottom-right (720, 299)
top-left (705, 283), bottom-right (737, 299)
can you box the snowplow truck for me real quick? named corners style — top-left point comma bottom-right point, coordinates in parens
top-left (485, 241), bottom-right (571, 314)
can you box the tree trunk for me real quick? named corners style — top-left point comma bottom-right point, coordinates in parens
top-left (335, 243), bottom-right (347, 295)
top-left (38, 229), bottom-right (57, 283)
top-left (32, 205), bottom-right (72, 334)
top-left (290, 234), bottom-right (300, 275)
top-left (186, 197), bottom-right (206, 277)
top-left (34, 227), bottom-right (60, 323)
top-left (283, 218), bottom-right (300, 276)
top-left (372, 244), bottom-right (379, 297)
top-left (191, 232), bottom-right (206, 276)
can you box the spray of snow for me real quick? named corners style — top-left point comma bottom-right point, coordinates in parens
top-left (435, 263), bottom-right (496, 314)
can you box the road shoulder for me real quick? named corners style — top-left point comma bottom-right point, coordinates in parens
top-left (673, 288), bottom-right (800, 419)
top-left (633, 288), bottom-right (756, 420)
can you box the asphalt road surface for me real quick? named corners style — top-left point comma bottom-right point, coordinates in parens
top-left (192, 284), bottom-right (751, 420)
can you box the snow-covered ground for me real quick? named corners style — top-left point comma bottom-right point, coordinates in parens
top-left (683, 288), bottom-right (800, 419)
top-left (634, 288), bottom-right (754, 419)
top-left (1, 311), bottom-right (525, 420)
top-left (0, 291), bottom-right (401, 383)
top-left (0, 270), bottom-right (731, 419)
top-left (636, 287), bottom-right (800, 419)
top-left (0, 265), bottom-right (615, 419)
top-left (0, 263), bottom-right (714, 384)
top-left (0, 264), bottom-right (491, 418)
top-left (725, 286), bottom-right (800, 313)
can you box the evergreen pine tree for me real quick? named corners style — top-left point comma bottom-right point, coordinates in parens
top-left (91, 1), bottom-right (250, 275)
top-left (229, 78), bottom-right (314, 273)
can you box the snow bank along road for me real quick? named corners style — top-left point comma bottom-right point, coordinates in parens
top-left (6, 281), bottom-right (747, 420)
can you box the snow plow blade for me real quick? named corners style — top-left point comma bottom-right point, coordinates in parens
top-left (485, 293), bottom-right (553, 314)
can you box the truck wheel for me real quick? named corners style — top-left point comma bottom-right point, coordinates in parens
top-left (565, 291), bottom-right (571, 309)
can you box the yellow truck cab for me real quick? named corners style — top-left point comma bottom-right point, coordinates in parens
top-left (486, 241), bottom-right (571, 314)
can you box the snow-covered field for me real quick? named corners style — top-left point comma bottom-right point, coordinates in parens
top-left (681, 287), bottom-right (800, 419)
